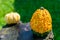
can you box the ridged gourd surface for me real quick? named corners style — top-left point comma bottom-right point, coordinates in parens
top-left (5, 12), bottom-right (20, 24)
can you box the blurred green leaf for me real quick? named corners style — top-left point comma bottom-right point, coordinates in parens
top-left (0, 0), bottom-right (14, 27)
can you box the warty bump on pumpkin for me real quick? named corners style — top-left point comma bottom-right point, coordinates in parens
top-left (30, 7), bottom-right (52, 34)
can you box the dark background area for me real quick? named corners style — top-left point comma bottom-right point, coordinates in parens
top-left (14, 0), bottom-right (60, 40)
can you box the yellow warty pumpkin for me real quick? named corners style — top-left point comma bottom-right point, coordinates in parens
top-left (30, 7), bottom-right (52, 34)
top-left (5, 12), bottom-right (20, 24)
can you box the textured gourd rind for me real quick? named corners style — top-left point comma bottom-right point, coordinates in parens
top-left (5, 12), bottom-right (20, 24)
top-left (30, 8), bottom-right (52, 34)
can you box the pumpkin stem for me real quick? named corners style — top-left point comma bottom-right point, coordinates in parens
top-left (40, 7), bottom-right (44, 10)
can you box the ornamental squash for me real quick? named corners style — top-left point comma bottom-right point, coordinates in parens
top-left (30, 7), bottom-right (52, 35)
top-left (1, 12), bottom-right (20, 40)
top-left (5, 12), bottom-right (20, 24)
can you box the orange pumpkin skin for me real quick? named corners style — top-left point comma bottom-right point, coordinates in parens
top-left (30, 7), bottom-right (52, 34)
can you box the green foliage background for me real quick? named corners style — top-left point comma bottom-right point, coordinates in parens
top-left (0, 0), bottom-right (60, 40)
top-left (0, 0), bottom-right (14, 29)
